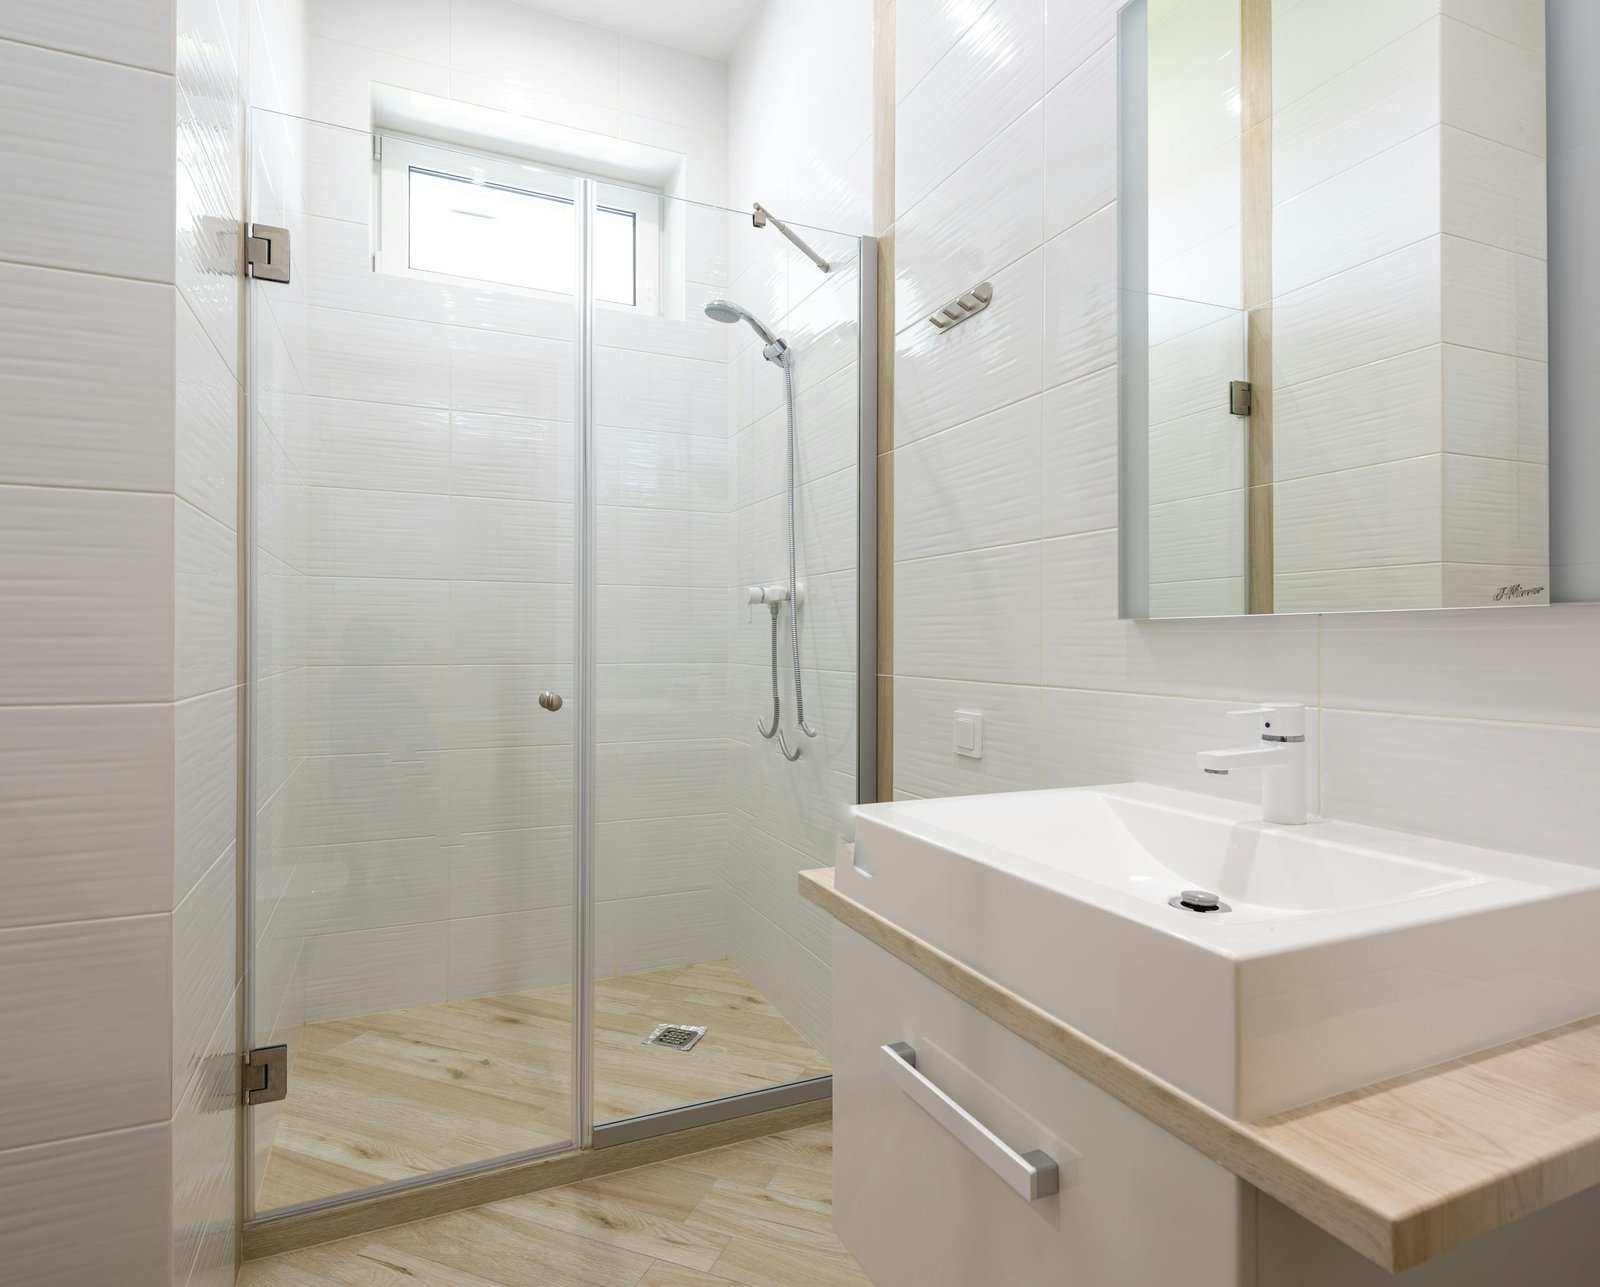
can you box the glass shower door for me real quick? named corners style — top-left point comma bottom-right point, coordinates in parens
top-left (246, 112), bottom-right (580, 1213)
top-left (588, 187), bottom-right (870, 1137)
top-left (246, 107), bottom-right (875, 1211)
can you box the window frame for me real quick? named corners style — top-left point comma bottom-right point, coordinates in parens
top-left (375, 134), bottom-right (662, 313)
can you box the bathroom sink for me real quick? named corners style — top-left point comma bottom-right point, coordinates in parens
top-left (842, 783), bottom-right (1600, 1119)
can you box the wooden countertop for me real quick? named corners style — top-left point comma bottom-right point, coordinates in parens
top-left (801, 867), bottom-right (1600, 1273)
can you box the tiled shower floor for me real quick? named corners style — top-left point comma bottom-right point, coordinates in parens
top-left (255, 958), bottom-right (832, 1211)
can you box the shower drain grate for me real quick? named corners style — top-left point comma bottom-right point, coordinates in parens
top-left (643, 1023), bottom-right (707, 1052)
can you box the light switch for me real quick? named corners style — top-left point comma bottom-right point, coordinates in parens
top-left (953, 709), bottom-right (983, 759)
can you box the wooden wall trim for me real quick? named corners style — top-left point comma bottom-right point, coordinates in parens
top-left (1242, 0), bottom-right (1273, 614)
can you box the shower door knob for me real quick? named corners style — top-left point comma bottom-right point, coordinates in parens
top-left (539, 691), bottom-right (563, 712)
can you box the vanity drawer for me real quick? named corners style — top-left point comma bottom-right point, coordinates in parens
top-left (832, 924), bottom-right (1250, 1287)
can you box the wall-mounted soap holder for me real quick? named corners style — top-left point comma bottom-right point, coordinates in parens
top-left (927, 281), bottom-right (993, 331)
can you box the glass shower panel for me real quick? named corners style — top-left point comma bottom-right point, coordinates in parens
top-left (590, 192), bottom-right (865, 1127)
top-left (246, 111), bottom-right (578, 1213)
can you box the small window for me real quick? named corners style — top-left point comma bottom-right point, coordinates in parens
top-left (377, 137), bottom-right (660, 312)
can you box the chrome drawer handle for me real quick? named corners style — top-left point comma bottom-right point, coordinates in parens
top-left (880, 1042), bottom-right (1062, 1201)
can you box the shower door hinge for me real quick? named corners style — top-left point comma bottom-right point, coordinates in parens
top-left (1229, 380), bottom-right (1253, 416)
top-left (373, 133), bottom-right (383, 162)
top-left (245, 224), bottom-right (291, 283)
top-left (243, 1044), bottom-right (289, 1105)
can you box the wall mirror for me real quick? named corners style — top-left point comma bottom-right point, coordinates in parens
top-left (1115, 0), bottom-right (1593, 618)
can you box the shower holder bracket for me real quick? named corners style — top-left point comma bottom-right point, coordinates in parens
top-left (928, 281), bottom-right (993, 331)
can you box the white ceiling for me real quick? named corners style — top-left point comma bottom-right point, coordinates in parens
top-left (506, 0), bottom-right (766, 61)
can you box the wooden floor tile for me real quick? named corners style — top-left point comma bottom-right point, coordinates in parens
top-left (257, 959), bottom-right (829, 1211)
top-left (241, 1125), bottom-right (870, 1287)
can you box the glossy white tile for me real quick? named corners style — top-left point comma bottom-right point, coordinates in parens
top-left (0, 486), bottom-right (174, 704)
top-left (1043, 530), bottom-right (1320, 699)
top-left (300, 664), bottom-right (451, 756)
top-left (0, 916), bottom-right (170, 1150)
top-left (171, 988), bottom-right (237, 1287)
top-left (1272, 238), bottom-right (1440, 390)
top-left (308, 0), bottom-right (449, 64)
top-left (175, 499), bottom-right (238, 700)
top-left (0, 0), bottom-right (174, 71)
top-left (1321, 709), bottom-right (1600, 866)
top-left (306, 35), bottom-right (449, 131)
top-left (1274, 346), bottom-right (1443, 482)
top-left (596, 814), bottom-right (722, 901)
top-left (1043, 40), bottom-right (1116, 239)
top-left (895, 396), bottom-right (1042, 561)
top-left (174, 688), bottom-right (238, 905)
top-left (1274, 456), bottom-right (1443, 576)
top-left (452, 413), bottom-right (574, 502)
top-left (300, 398), bottom-right (452, 494)
top-left (1440, 14), bottom-right (1546, 156)
top-left (618, 36), bottom-right (727, 135)
top-left (895, 542), bottom-right (1043, 684)
top-left (171, 847), bottom-right (236, 1105)
top-left (175, 296), bottom-right (240, 529)
top-left (1273, 128), bottom-right (1441, 297)
top-left (449, 826), bottom-right (573, 920)
top-left (448, 907), bottom-right (572, 999)
top-left (895, 105), bottom-right (1045, 327)
top-left (605, 891), bottom-right (724, 978)
top-left (896, 0), bottom-right (1045, 212)
top-left (0, 1123), bottom-right (172, 1287)
top-left (0, 265), bottom-right (174, 492)
top-left (1043, 204), bottom-right (1117, 389)
top-left (302, 921), bottom-right (448, 1021)
top-left (1041, 366), bottom-right (1118, 537)
top-left (299, 836), bottom-right (453, 936)
top-left (449, 0), bottom-right (620, 109)
top-left (0, 41), bottom-right (174, 280)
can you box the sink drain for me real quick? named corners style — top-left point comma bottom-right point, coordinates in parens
top-left (1169, 889), bottom-right (1231, 914)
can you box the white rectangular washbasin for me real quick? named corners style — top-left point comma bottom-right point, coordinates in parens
top-left (842, 783), bottom-right (1600, 1119)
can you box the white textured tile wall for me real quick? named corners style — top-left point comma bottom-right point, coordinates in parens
top-left (1, 0), bottom-right (244, 1277)
top-left (886, 0), bottom-right (1600, 921)
top-left (1266, 8), bottom-right (1549, 608)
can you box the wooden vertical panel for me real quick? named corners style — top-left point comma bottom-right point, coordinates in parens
top-left (874, 0), bottom-right (895, 799)
top-left (1241, 0), bottom-right (1273, 614)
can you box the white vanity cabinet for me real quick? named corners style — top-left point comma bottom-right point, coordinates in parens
top-left (831, 925), bottom-right (1252, 1287)
top-left (831, 919), bottom-right (1600, 1287)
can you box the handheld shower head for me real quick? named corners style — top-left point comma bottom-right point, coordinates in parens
top-left (704, 297), bottom-right (788, 363)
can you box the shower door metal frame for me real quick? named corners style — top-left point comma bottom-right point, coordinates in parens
top-left (571, 178), bottom-right (599, 1152)
top-left (240, 120), bottom-right (878, 1226)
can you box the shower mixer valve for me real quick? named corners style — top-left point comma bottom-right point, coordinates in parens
top-left (746, 584), bottom-right (803, 607)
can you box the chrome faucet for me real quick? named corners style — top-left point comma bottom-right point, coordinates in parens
top-left (1196, 704), bottom-right (1308, 825)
